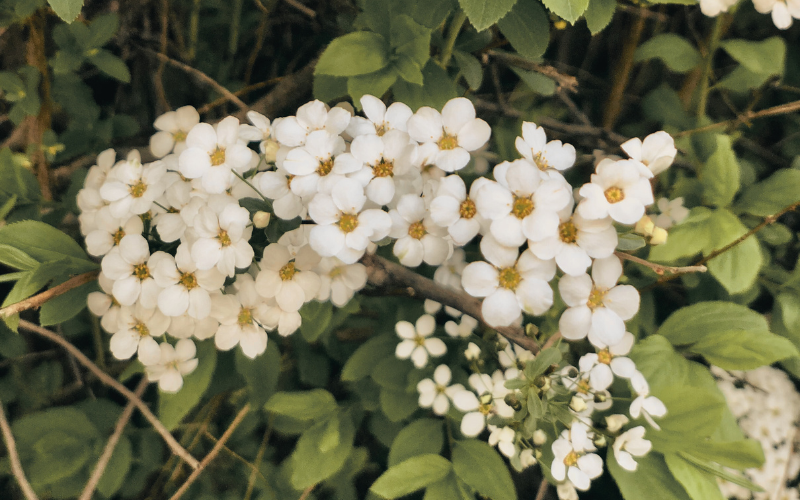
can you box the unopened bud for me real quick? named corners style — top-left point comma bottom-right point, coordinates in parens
top-left (650, 226), bottom-right (668, 245)
top-left (479, 393), bottom-right (493, 406)
top-left (519, 448), bottom-right (537, 467)
top-left (533, 429), bottom-right (548, 446)
top-left (504, 393), bottom-right (522, 411)
top-left (465, 342), bottom-right (481, 361)
top-left (594, 392), bottom-right (607, 404)
top-left (605, 414), bottom-right (630, 433)
top-left (593, 435), bottom-right (607, 448)
top-left (635, 215), bottom-right (655, 236)
top-left (525, 323), bottom-right (539, 338)
top-left (570, 396), bottom-right (587, 413)
top-left (253, 211), bottom-right (271, 228)
top-left (262, 139), bottom-right (280, 163)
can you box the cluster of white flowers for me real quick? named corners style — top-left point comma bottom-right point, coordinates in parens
top-left (699, 0), bottom-right (799, 29)
top-left (714, 367), bottom-right (800, 500)
top-left (79, 94), bottom-right (679, 493)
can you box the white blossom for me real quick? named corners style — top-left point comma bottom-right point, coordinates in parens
top-left (152, 244), bottom-right (226, 318)
top-left (273, 100), bottom-right (351, 147)
top-left (315, 257), bottom-right (367, 307)
top-left (145, 339), bottom-right (199, 393)
top-left (255, 243), bottom-right (320, 312)
top-left (100, 159), bottom-right (167, 218)
top-left (612, 426), bottom-right (652, 471)
top-left (111, 304), bottom-right (170, 365)
top-left (429, 175), bottom-right (489, 245)
top-left (630, 371), bottom-right (668, 429)
top-left (416, 364), bottom-right (463, 415)
top-left (150, 106), bottom-right (200, 158)
top-left (191, 203), bottom-right (254, 277)
top-left (515, 122), bottom-right (576, 173)
top-left (395, 314), bottom-right (447, 368)
top-left (551, 422), bottom-right (603, 491)
top-left (654, 197), bottom-right (689, 229)
top-left (577, 159), bottom-right (654, 225)
top-left (347, 94), bottom-right (412, 137)
top-left (452, 370), bottom-right (515, 437)
top-left (389, 194), bottom-right (452, 267)
top-left (178, 116), bottom-right (254, 193)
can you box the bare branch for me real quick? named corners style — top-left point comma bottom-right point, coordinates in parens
top-left (0, 397), bottom-right (39, 500)
top-left (487, 50), bottom-right (578, 93)
top-left (615, 251), bottom-right (708, 276)
top-left (676, 99), bottom-right (800, 137)
top-left (17, 320), bottom-right (200, 469)
top-left (361, 253), bottom-right (540, 353)
top-left (0, 270), bottom-right (99, 319)
top-left (534, 479), bottom-right (549, 500)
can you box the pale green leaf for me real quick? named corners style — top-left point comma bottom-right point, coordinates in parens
top-left (584, 0), bottom-right (616, 34)
top-left (370, 454), bottom-right (452, 498)
top-left (541, 0), bottom-right (590, 24)
top-left (664, 454), bottom-right (725, 500)
top-left (635, 34), bottom-right (701, 73)
top-left (158, 341), bottom-right (217, 430)
top-left (48, 0), bottom-right (83, 23)
top-left (316, 32), bottom-right (390, 77)
top-left (721, 37), bottom-right (786, 76)
top-left (734, 169), bottom-right (800, 216)
top-left (497, 0), bottom-right (550, 59)
top-left (451, 440), bottom-right (516, 500)
top-left (388, 419), bottom-right (444, 467)
top-left (458, 0), bottom-right (518, 31)
top-left (701, 135), bottom-right (740, 207)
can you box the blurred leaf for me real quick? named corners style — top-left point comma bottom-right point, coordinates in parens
top-left (265, 389), bottom-right (338, 421)
top-left (87, 13), bottom-right (119, 48)
top-left (316, 32), bottom-right (391, 77)
top-left (608, 450), bottom-right (691, 500)
top-left (290, 411), bottom-right (355, 489)
top-left (701, 135), bottom-right (740, 207)
top-left (370, 454), bottom-right (452, 498)
top-left (88, 49), bottom-right (131, 82)
top-left (451, 440), bottom-right (516, 500)
top-left (393, 60), bottom-right (458, 111)
top-left (159, 341), bottom-right (217, 430)
top-left (497, 0), bottom-right (550, 59)
top-left (388, 419), bottom-right (444, 466)
top-left (341, 334), bottom-right (398, 382)
top-left (459, 0), bottom-right (518, 31)
top-left (453, 51), bottom-right (483, 90)
top-left (540, 0), bottom-right (590, 23)
top-left (721, 37), bottom-right (786, 77)
top-left (584, 0), bottom-right (616, 34)
top-left (235, 341), bottom-right (280, 409)
top-left (734, 169), bottom-right (800, 216)
top-left (48, 0), bottom-right (83, 23)
top-left (635, 34), bottom-right (702, 73)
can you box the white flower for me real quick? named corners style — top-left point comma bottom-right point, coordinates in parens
top-left (315, 257), bottom-right (368, 307)
top-left (452, 370), bottom-right (515, 437)
top-left (699, 0), bottom-right (739, 15)
top-left (152, 244), bottom-right (226, 319)
top-left (167, 313), bottom-right (219, 340)
top-left (476, 159), bottom-right (572, 247)
top-left (577, 332), bottom-right (637, 391)
top-left (654, 197), bottom-right (689, 229)
top-left (100, 235), bottom-right (165, 308)
top-left (150, 106), bottom-right (200, 158)
top-left (605, 414), bottom-right (630, 434)
top-left (560, 365), bottom-right (612, 416)
top-left (255, 243), bottom-right (320, 312)
top-left (577, 159), bottom-right (654, 225)
top-left (429, 175), bottom-right (489, 245)
top-left (210, 275), bottom-right (270, 358)
top-left (464, 342), bottom-right (481, 360)
top-left (515, 122), bottom-right (576, 172)
top-left (395, 314), bottom-right (447, 368)
top-left (620, 131), bottom-right (677, 176)
top-left (529, 209), bottom-right (617, 276)
top-left (407, 97), bottom-right (491, 172)
top-left (283, 130), bottom-right (361, 197)
top-left (612, 426), bottom-right (652, 471)
top-left (347, 130), bottom-right (418, 205)
top-left (444, 315), bottom-right (478, 338)
top-left (416, 364), bottom-right (463, 415)
top-left (85, 209), bottom-right (144, 257)
top-left (239, 110), bottom-right (276, 157)
top-left (145, 339), bottom-right (199, 393)
top-left (255, 167), bottom-right (305, 220)
top-left (110, 304), bottom-right (170, 365)
top-left (556, 482), bottom-right (579, 500)
top-left (551, 422), bottom-right (603, 491)
top-left (347, 95), bottom-right (413, 137)
top-left (88, 273), bottom-right (123, 333)
top-left (178, 116), bottom-right (254, 193)
top-left (273, 100), bottom-right (351, 147)
top-left (752, 0), bottom-right (800, 29)
top-left (498, 342), bottom-right (535, 379)
top-left (558, 256), bottom-right (640, 347)
top-left (99, 159), bottom-right (167, 218)
top-left (630, 371), bottom-right (667, 429)
top-left (191, 203), bottom-right (254, 277)
top-left (153, 178), bottom-right (204, 243)
top-left (461, 235), bottom-right (555, 328)
top-left (256, 298), bottom-right (303, 337)
top-left (389, 194), bottom-right (452, 267)
top-left (308, 178), bottom-right (391, 263)
top-left (488, 425), bottom-right (518, 458)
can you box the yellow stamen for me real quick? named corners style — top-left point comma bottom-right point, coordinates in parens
top-left (317, 158), bottom-right (334, 176)
top-left (438, 134), bottom-right (458, 151)
top-left (112, 228), bottom-right (126, 245)
top-left (210, 147), bottom-right (226, 166)
top-left (498, 267), bottom-right (521, 290)
top-left (587, 288), bottom-right (606, 309)
top-left (279, 262), bottom-right (296, 281)
top-left (408, 221), bottom-right (426, 240)
top-left (597, 349), bottom-right (612, 365)
top-left (564, 451), bottom-right (579, 467)
top-left (604, 186), bottom-right (624, 204)
top-left (217, 230), bottom-right (232, 247)
top-left (133, 263), bottom-right (150, 281)
top-left (237, 308), bottom-right (253, 326)
top-left (559, 220), bottom-right (578, 244)
top-left (512, 195), bottom-right (534, 219)
top-left (459, 198), bottom-right (477, 219)
top-left (179, 272), bottom-right (198, 290)
top-left (132, 322), bottom-right (150, 337)
top-left (173, 130), bottom-right (187, 143)
top-left (129, 180), bottom-right (147, 198)
top-left (373, 159), bottom-right (394, 178)
top-left (338, 214), bottom-right (359, 233)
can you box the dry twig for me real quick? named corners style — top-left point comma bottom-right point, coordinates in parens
top-left (0, 270), bottom-right (100, 319)
top-left (615, 251), bottom-right (708, 276)
top-left (0, 397), bottom-right (39, 500)
top-left (487, 50), bottom-right (578, 93)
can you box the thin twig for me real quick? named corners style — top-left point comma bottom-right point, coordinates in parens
top-left (167, 404), bottom-right (251, 500)
top-left (487, 50), bottom-right (578, 93)
top-left (17, 320), bottom-right (200, 469)
top-left (614, 251), bottom-right (707, 276)
top-left (0, 270), bottom-right (100, 319)
top-left (542, 332), bottom-right (562, 351)
top-left (79, 378), bottom-right (148, 500)
top-left (676, 99), bottom-right (800, 137)
top-left (0, 397), bottom-right (39, 500)
top-left (283, 0), bottom-right (316, 18)
top-left (298, 485), bottom-right (315, 500)
top-left (534, 479), bottom-right (549, 500)
top-left (361, 253), bottom-right (540, 353)
top-left (243, 416), bottom-right (274, 500)
top-left (139, 47), bottom-right (249, 111)
top-left (603, 14), bottom-right (646, 130)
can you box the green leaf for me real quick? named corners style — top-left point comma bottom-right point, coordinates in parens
top-left (264, 389), bottom-right (338, 421)
top-left (664, 453), bottom-right (725, 500)
top-left (394, 55), bottom-right (425, 85)
top-left (370, 454), bottom-right (452, 498)
top-left (451, 440), bottom-right (516, 500)
top-left (0, 220), bottom-right (95, 273)
top-left (388, 419), bottom-right (444, 466)
top-left (380, 387), bottom-right (419, 422)
top-left (721, 37), bottom-right (786, 77)
top-left (348, 66), bottom-right (399, 104)
top-left (390, 15), bottom-right (431, 67)
top-left (342, 334), bottom-right (398, 382)
top-left (616, 233), bottom-right (646, 251)
top-left (677, 452), bottom-right (764, 491)
top-left (313, 75), bottom-right (349, 103)
top-left (704, 209), bottom-right (762, 294)
top-left (584, 0), bottom-right (616, 34)
top-left (511, 67), bottom-right (556, 95)
top-left (372, 356), bottom-right (412, 391)
top-left (48, 0), bottom-right (83, 22)
top-left (393, 61), bottom-right (458, 111)
top-left (657, 301), bottom-right (768, 346)
top-left (541, 0), bottom-right (590, 24)
top-left (459, 0), bottom-right (518, 31)
top-left (158, 341), bottom-right (217, 430)
top-left (0, 148), bottom-right (41, 206)
top-left (0, 244), bottom-right (39, 270)
top-left (316, 32), bottom-right (390, 77)
top-left (290, 412), bottom-right (355, 489)
top-left (716, 66), bottom-right (771, 93)
top-left (87, 49), bottom-right (131, 83)
top-left (701, 135), bottom-right (740, 207)
top-left (299, 301), bottom-right (334, 342)
top-left (39, 280), bottom-right (97, 326)
top-left (524, 346), bottom-right (561, 379)
top-left (453, 51), bottom-right (483, 90)
top-left (634, 34), bottom-right (702, 73)
top-left (608, 451), bottom-right (691, 500)
top-left (96, 435), bottom-right (132, 497)
top-left (87, 13), bottom-right (119, 48)
top-left (497, 0), bottom-right (550, 60)
top-left (689, 330), bottom-right (798, 370)
top-left (235, 341), bottom-right (280, 409)
top-left (734, 169), bottom-right (800, 216)
top-left (685, 439), bottom-right (764, 470)
top-left (423, 474), bottom-right (471, 500)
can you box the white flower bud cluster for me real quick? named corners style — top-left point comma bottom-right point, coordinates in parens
top-left (714, 366), bottom-right (800, 500)
top-left (699, 0), bottom-right (800, 30)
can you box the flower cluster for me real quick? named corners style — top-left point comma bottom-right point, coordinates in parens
top-left (79, 94), bottom-right (679, 494)
top-left (700, 0), bottom-right (800, 29)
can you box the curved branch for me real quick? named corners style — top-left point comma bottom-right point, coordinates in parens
top-left (0, 270), bottom-right (99, 319)
top-left (361, 253), bottom-right (540, 354)
top-left (615, 251), bottom-right (707, 275)
top-left (0, 397), bottom-right (39, 500)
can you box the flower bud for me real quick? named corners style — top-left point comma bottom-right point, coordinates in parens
top-left (262, 139), bottom-right (280, 163)
top-left (650, 226), bottom-right (668, 245)
top-left (504, 393), bottom-right (522, 411)
top-left (253, 211), bottom-right (271, 228)
top-left (634, 215), bottom-right (655, 236)
top-left (593, 435), bottom-right (607, 448)
top-left (519, 448), bottom-right (537, 467)
top-left (570, 396), bottom-right (587, 413)
top-left (605, 414), bottom-right (630, 433)
top-left (533, 429), bottom-right (548, 446)
top-left (464, 342), bottom-right (481, 361)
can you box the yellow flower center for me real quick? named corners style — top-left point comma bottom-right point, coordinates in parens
top-left (338, 214), bottom-right (359, 233)
top-left (140, 212), bottom-right (152, 222)
top-left (237, 308), bottom-right (253, 327)
top-left (414, 335), bottom-right (426, 347)
top-left (498, 267), bottom-right (521, 290)
top-left (173, 130), bottom-right (187, 143)
top-left (129, 180), bottom-right (147, 198)
top-left (604, 186), bottom-right (624, 204)
top-left (532, 151), bottom-right (549, 171)
top-left (597, 349), bottom-right (612, 365)
top-left (375, 123), bottom-right (387, 136)
top-left (133, 263), bottom-right (150, 281)
top-left (438, 134), bottom-right (458, 151)
top-left (459, 198), bottom-right (477, 219)
top-left (210, 146), bottom-right (226, 166)
top-left (479, 393), bottom-right (494, 414)
top-left (373, 159), bottom-right (394, 178)
top-left (317, 158), bottom-right (334, 176)
top-left (408, 221), bottom-right (426, 240)
top-left (512, 195), bottom-right (534, 219)
top-left (577, 379), bottom-right (591, 395)
top-left (559, 220), bottom-right (578, 244)
top-left (587, 288), bottom-right (606, 309)
top-left (132, 321), bottom-right (150, 337)
top-left (112, 228), bottom-right (126, 245)
top-left (564, 451), bottom-right (579, 467)
top-left (217, 230), bottom-right (232, 247)
top-left (287, 175), bottom-right (294, 188)
top-left (279, 262), bottom-right (297, 281)
top-left (179, 272), bottom-right (198, 290)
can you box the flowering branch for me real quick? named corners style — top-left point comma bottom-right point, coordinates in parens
top-left (0, 270), bottom-right (100, 319)
top-left (361, 253), bottom-right (541, 354)
top-left (0, 397), bottom-right (39, 500)
top-left (614, 251), bottom-right (708, 275)
top-left (16, 320), bottom-right (200, 469)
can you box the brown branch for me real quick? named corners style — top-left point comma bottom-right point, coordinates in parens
top-left (534, 479), bottom-right (549, 500)
top-left (676, 99), bottom-right (800, 137)
top-left (26, 12), bottom-right (53, 201)
top-left (486, 50), bottom-right (578, 93)
top-left (283, 0), bottom-right (316, 18)
top-left (139, 47), bottom-right (249, 112)
top-left (0, 397), bottom-right (39, 500)
top-left (614, 251), bottom-right (707, 276)
top-left (16, 320), bottom-right (200, 469)
top-left (361, 253), bottom-right (540, 353)
top-left (542, 332), bottom-right (562, 351)
top-left (167, 404), bottom-right (251, 500)
top-left (298, 485), bottom-right (316, 500)
top-left (0, 270), bottom-right (100, 319)
top-left (78, 378), bottom-right (148, 500)
top-left (603, 14), bottom-right (646, 130)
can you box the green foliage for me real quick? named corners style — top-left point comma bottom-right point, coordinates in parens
top-left (158, 341), bottom-right (218, 430)
top-left (734, 169), bottom-right (800, 216)
top-left (316, 32), bottom-right (391, 78)
top-left (0, 66), bottom-right (41, 124)
top-left (584, 0), bottom-right (616, 34)
top-left (47, 0), bottom-right (82, 23)
top-left (634, 34), bottom-right (702, 73)
top-left (451, 440), bottom-right (516, 500)
top-left (458, 0), bottom-right (518, 31)
top-left (717, 37), bottom-right (786, 93)
top-left (388, 419), bottom-right (444, 466)
top-left (265, 389), bottom-right (338, 421)
top-left (288, 410), bottom-right (356, 489)
top-left (52, 14), bottom-right (130, 82)
top-left (370, 454), bottom-right (453, 498)
top-left (608, 451), bottom-right (691, 500)
top-left (496, 0), bottom-right (550, 60)
top-left (540, 0), bottom-right (590, 24)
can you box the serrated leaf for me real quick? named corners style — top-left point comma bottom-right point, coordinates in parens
top-left (316, 32), bottom-right (391, 77)
top-left (48, 0), bottom-right (83, 23)
top-left (541, 0), bottom-right (590, 24)
top-left (348, 66), bottom-right (399, 105)
top-left (459, 0), bottom-right (518, 31)
top-left (704, 209), bottom-right (762, 294)
top-left (497, 0), bottom-right (550, 59)
top-left (584, 0), bottom-right (616, 34)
